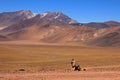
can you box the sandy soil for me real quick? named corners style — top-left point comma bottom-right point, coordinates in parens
top-left (0, 41), bottom-right (120, 80)
top-left (0, 67), bottom-right (120, 80)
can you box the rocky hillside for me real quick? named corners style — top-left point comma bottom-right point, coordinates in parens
top-left (0, 10), bottom-right (36, 30)
top-left (0, 10), bottom-right (120, 47)
top-left (87, 26), bottom-right (120, 47)
top-left (0, 11), bottom-right (79, 34)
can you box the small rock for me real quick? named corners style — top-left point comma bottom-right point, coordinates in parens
top-left (19, 69), bottom-right (25, 71)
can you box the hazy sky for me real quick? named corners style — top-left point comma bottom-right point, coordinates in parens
top-left (0, 0), bottom-right (120, 23)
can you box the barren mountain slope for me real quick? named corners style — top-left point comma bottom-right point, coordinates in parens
top-left (7, 25), bottom-right (96, 43)
top-left (0, 10), bottom-right (36, 30)
top-left (87, 26), bottom-right (120, 47)
top-left (0, 10), bottom-right (120, 47)
top-left (0, 12), bottom-right (79, 34)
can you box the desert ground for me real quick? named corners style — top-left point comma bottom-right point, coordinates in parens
top-left (0, 41), bottom-right (120, 80)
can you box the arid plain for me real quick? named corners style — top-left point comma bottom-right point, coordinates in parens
top-left (0, 41), bottom-right (120, 80)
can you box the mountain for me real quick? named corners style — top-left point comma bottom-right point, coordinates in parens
top-left (85, 22), bottom-right (109, 28)
top-left (0, 10), bottom-right (120, 47)
top-left (0, 11), bottom-right (79, 34)
top-left (87, 26), bottom-right (120, 47)
top-left (0, 10), bottom-right (36, 30)
top-left (0, 11), bottom-right (93, 42)
top-left (84, 21), bottom-right (120, 28)
top-left (7, 25), bottom-right (95, 43)
top-left (104, 21), bottom-right (120, 27)
top-left (36, 12), bottom-right (79, 25)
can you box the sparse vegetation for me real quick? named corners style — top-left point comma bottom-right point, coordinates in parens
top-left (0, 44), bottom-right (120, 72)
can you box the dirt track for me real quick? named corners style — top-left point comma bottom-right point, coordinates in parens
top-left (0, 70), bottom-right (120, 80)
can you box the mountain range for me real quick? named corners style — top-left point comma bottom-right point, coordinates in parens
top-left (0, 10), bottom-right (120, 47)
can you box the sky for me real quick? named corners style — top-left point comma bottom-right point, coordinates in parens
top-left (0, 0), bottom-right (120, 23)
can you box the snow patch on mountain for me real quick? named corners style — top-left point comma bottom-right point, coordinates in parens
top-left (41, 12), bottom-right (48, 18)
top-left (54, 14), bottom-right (60, 19)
